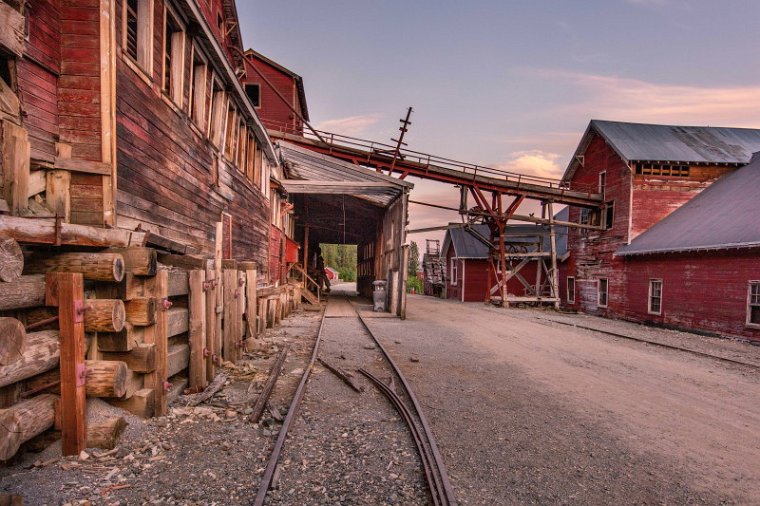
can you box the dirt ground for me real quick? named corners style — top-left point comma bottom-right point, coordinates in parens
top-left (3, 288), bottom-right (760, 505)
top-left (368, 294), bottom-right (760, 504)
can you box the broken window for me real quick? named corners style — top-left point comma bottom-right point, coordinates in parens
top-left (634, 162), bottom-right (690, 177)
top-left (567, 277), bottom-right (575, 304)
top-left (450, 258), bottom-right (458, 286)
top-left (190, 48), bottom-right (207, 127)
top-left (124, 0), bottom-right (153, 72)
top-left (605, 201), bottom-right (614, 230)
top-left (598, 278), bottom-right (608, 308)
top-left (649, 279), bottom-right (662, 315)
top-left (245, 84), bottom-right (260, 108)
top-left (748, 281), bottom-right (760, 326)
top-left (580, 208), bottom-right (601, 227)
top-left (163, 8), bottom-right (185, 105)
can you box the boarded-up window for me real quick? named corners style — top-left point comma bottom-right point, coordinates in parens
top-left (450, 258), bottom-right (458, 286)
top-left (124, 0), bottom-right (153, 72)
top-left (748, 281), bottom-right (760, 326)
top-left (224, 105), bottom-right (237, 159)
top-left (649, 279), bottom-right (662, 315)
top-left (190, 48), bottom-right (207, 127)
top-left (209, 79), bottom-right (225, 147)
top-left (598, 278), bottom-right (608, 308)
top-left (567, 277), bottom-right (575, 304)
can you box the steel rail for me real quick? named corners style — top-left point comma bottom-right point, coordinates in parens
top-left (359, 368), bottom-right (444, 506)
top-left (353, 306), bottom-right (457, 505)
top-left (536, 317), bottom-right (760, 370)
top-left (253, 304), bottom-right (328, 506)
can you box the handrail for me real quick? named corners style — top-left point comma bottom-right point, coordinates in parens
top-left (264, 118), bottom-right (599, 195)
top-left (290, 262), bottom-right (321, 303)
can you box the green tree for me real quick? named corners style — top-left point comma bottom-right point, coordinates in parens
top-left (408, 241), bottom-right (420, 277)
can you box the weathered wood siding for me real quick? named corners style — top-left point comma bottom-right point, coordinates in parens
top-left (243, 57), bottom-right (300, 132)
top-left (623, 251), bottom-right (760, 341)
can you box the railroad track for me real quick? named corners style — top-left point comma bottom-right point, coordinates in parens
top-left (254, 294), bottom-right (456, 506)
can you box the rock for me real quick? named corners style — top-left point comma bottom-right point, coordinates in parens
top-left (78, 450), bottom-right (90, 461)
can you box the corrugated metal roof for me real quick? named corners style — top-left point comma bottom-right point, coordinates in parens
top-left (617, 154), bottom-right (760, 256)
top-left (563, 120), bottom-right (760, 182)
top-left (443, 220), bottom-right (568, 259)
top-left (277, 141), bottom-right (412, 207)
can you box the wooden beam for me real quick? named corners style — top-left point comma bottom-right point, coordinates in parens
top-left (0, 330), bottom-right (58, 388)
top-left (101, 343), bottom-right (156, 373)
top-left (167, 269), bottom-right (189, 297)
top-left (0, 216), bottom-right (148, 248)
top-left (144, 270), bottom-right (168, 416)
top-left (245, 269), bottom-right (257, 339)
top-left (2, 122), bottom-right (30, 214)
top-left (0, 317), bottom-right (25, 366)
top-left (26, 252), bottom-right (126, 282)
top-left (45, 170), bottom-right (71, 221)
top-left (222, 269), bottom-right (238, 363)
top-left (108, 388), bottom-right (154, 418)
top-left (109, 247), bottom-right (157, 276)
top-left (0, 394), bottom-right (57, 461)
top-left (0, 236), bottom-right (23, 282)
top-left (188, 270), bottom-right (207, 389)
top-left (167, 307), bottom-right (189, 337)
top-left (51, 272), bottom-right (87, 456)
top-left (125, 297), bottom-right (157, 326)
top-left (204, 260), bottom-right (217, 382)
top-left (53, 157), bottom-right (111, 175)
top-left (0, 3), bottom-right (25, 57)
top-left (167, 343), bottom-right (190, 378)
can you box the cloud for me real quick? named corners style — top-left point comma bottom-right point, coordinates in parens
top-left (529, 69), bottom-right (760, 128)
top-left (495, 150), bottom-right (564, 180)
top-left (315, 114), bottom-right (382, 137)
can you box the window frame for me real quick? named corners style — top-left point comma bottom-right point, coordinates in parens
top-left (747, 281), bottom-right (760, 328)
top-left (604, 200), bottom-right (614, 230)
top-left (161, 4), bottom-right (185, 107)
top-left (648, 279), bottom-right (663, 315)
top-left (245, 83), bottom-right (261, 108)
top-left (189, 45), bottom-right (208, 128)
top-left (598, 171), bottom-right (606, 197)
top-left (450, 258), bottom-right (458, 286)
top-left (597, 278), bottom-right (608, 308)
top-left (123, 0), bottom-right (154, 75)
top-left (567, 276), bottom-right (575, 304)
top-left (209, 77), bottom-right (226, 147)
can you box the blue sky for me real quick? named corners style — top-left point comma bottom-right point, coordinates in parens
top-left (237, 0), bottom-right (760, 239)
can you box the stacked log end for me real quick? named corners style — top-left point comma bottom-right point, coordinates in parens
top-left (0, 317), bottom-right (26, 366)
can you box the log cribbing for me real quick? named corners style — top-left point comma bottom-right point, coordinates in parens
top-left (0, 394), bottom-right (57, 461)
top-left (188, 270), bottom-right (207, 389)
top-left (26, 252), bottom-right (125, 282)
top-left (108, 388), bottom-right (154, 418)
top-left (125, 297), bottom-right (157, 326)
top-left (0, 317), bottom-right (25, 366)
top-left (109, 247), bottom-right (157, 276)
top-left (87, 416), bottom-right (127, 450)
top-left (0, 237), bottom-right (23, 282)
top-left (101, 343), bottom-right (156, 373)
top-left (85, 360), bottom-right (128, 398)
top-left (84, 299), bottom-right (126, 333)
top-left (0, 330), bottom-right (59, 389)
top-left (0, 274), bottom-right (46, 311)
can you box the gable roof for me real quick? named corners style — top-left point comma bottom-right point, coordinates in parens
top-left (617, 153), bottom-right (760, 256)
top-left (244, 49), bottom-right (309, 122)
top-left (442, 220), bottom-right (568, 260)
top-left (563, 120), bottom-right (760, 182)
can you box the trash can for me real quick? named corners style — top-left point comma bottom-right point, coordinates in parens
top-left (372, 280), bottom-right (387, 312)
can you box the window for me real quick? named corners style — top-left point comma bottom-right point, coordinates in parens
top-left (580, 208), bottom-right (601, 227)
top-left (635, 162), bottom-right (690, 177)
top-left (123, 0), bottom-right (153, 72)
top-left (648, 279), bottom-right (662, 315)
top-left (598, 171), bottom-right (606, 196)
top-left (246, 134), bottom-right (256, 181)
top-left (245, 84), bottom-right (260, 107)
top-left (748, 282), bottom-right (760, 327)
top-left (209, 78), bottom-right (225, 146)
top-left (598, 278), bottom-right (608, 308)
top-left (254, 144), bottom-right (263, 189)
top-left (236, 121), bottom-right (246, 170)
top-left (604, 201), bottom-right (614, 230)
top-left (189, 48), bottom-right (207, 127)
top-left (162, 8), bottom-right (185, 105)
top-left (567, 277), bottom-right (575, 304)
top-left (224, 105), bottom-right (237, 159)
top-left (450, 258), bottom-right (458, 286)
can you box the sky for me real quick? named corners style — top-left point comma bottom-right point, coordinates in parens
top-left (236, 0), bottom-right (760, 244)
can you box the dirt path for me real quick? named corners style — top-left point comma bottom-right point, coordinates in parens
top-left (365, 295), bottom-right (760, 504)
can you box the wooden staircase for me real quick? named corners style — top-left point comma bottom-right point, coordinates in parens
top-left (289, 263), bottom-right (321, 306)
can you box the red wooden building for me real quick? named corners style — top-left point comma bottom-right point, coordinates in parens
top-left (442, 223), bottom-right (567, 303)
top-left (562, 120), bottom-right (760, 341)
top-left (241, 48), bottom-right (309, 134)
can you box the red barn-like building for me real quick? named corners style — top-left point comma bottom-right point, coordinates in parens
top-left (562, 120), bottom-right (760, 341)
top-left (242, 49), bottom-right (309, 134)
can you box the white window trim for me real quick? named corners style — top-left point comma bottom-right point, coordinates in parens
top-left (566, 276), bottom-right (575, 304)
top-left (648, 279), bottom-right (663, 315)
top-left (597, 278), bottom-right (608, 308)
top-left (450, 257), bottom-right (458, 286)
top-left (747, 280), bottom-right (760, 329)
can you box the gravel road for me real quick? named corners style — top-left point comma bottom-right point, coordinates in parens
top-left (365, 294), bottom-right (760, 504)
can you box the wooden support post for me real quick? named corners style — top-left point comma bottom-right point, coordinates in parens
top-left (237, 270), bottom-right (246, 341)
top-left (400, 244), bottom-right (409, 320)
top-left (245, 269), bottom-right (257, 339)
top-left (204, 260), bottom-right (217, 382)
top-left (45, 170), bottom-right (71, 221)
top-left (188, 270), bottom-right (207, 389)
top-left (222, 269), bottom-right (238, 363)
top-left (535, 203), bottom-right (545, 298)
top-left (2, 121), bottom-right (30, 215)
top-left (214, 223), bottom-right (223, 366)
top-left (143, 270), bottom-right (168, 416)
top-left (303, 226), bottom-right (309, 290)
top-left (48, 272), bottom-right (87, 456)
top-left (548, 202), bottom-right (560, 309)
top-left (498, 222), bottom-right (508, 308)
